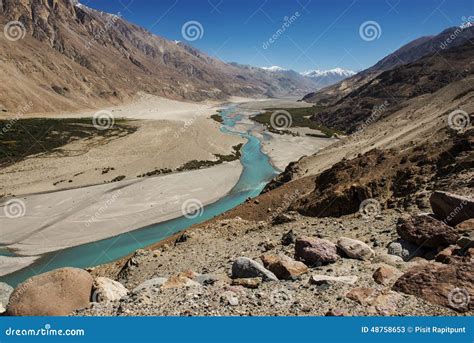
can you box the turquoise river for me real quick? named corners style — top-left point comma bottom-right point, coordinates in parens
top-left (1, 106), bottom-right (278, 286)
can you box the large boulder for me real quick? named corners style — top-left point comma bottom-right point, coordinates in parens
top-left (7, 267), bottom-right (93, 316)
top-left (337, 237), bottom-right (374, 261)
top-left (92, 277), bottom-right (128, 302)
top-left (231, 257), bottom-right (278, 281)
top-left (393, 262), bottom-right (473, 312)
top-left (295, 236), bottom-right (340, 266)
top-left (396, 214), bottom-right (460, 248)
top-left (0, 282), bottom-right (13, 314)
top-left (429, 191), bottom-right (474, 226)
top-left (260, 254), bottom-right (308, 280)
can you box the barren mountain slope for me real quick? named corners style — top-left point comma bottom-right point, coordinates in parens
top-left (0, 0), bottom-right (316, 114)
top-left (302, 26), bottom-right (474, 105)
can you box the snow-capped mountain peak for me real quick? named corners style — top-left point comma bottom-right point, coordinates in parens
top-left (260, 66), bottom-right (288, 72)
top-left (301, 68), bottom-right (355, 78)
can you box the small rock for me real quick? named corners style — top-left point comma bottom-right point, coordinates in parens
top-left (92, 277), bottom-right (128, 302)
top-left (161, 273), bottom-right (202, 289)
top-left (346, 287), bottom-right (376, 304)
top-left (455, 219), bottom-right (474, 235)
top-left (132, 277), bottom-right (168, 293)
top-left (260, 254), bottom-right (308, 280)
top-left (396, 214), bottom-right (460, 248)
top-left (387, 239), bottom-right (426, 261)
top-left (372, 266), bottom-right (399, 285)
top-left (231, 277), bottom-right (262, 289)
top-left (337, 237), bottom-right (374, 261)
top-left (429, 191), bottom-right (474, 226)
top-left (456, 233), bottom-right (474, 249)
top-left (7, 267), bottom-right (93, 316)
top-left (195, 274), bottom-right (220, 286)
top-left (272, 213), bottom-right (296, 225)
top-left (325, 309), bottom-right (347, 316)
top-left (222, 291), bottom-right (239, 306)
top-left (281, 229), bottom-right (296, 245)
top-left (295, 236), bottom-right (340, 266)
top-left (0, 282), bottom-right (13, 313)
top-left (231, 257), bottom-right (278, 281)
top-left (309, 274), bottom-right (358, 285)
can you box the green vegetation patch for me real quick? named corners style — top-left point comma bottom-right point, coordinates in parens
top-left (210, 113), bottom-right (223, 123)
top-left (251, 106), bottom-right (340, 137)
top-left (0, 117), bottom-right (136, 167)
top-left (176, 143), bottom-right (243, 172)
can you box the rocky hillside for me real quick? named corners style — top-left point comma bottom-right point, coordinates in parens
top-left (0, 0), bottom-right (315, 114)
top-left (302, 25), bottom-right (474, 105)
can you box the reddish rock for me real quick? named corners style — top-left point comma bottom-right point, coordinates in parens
top-left (435, 246), bottom-right (458, 264)
top-left (295, 236), bottom-right (340, 266)
top-left (393, 262), bottom-right (473, 312)
top-left (346, 287), bottom-right (376, 304)
top-left (429, 191), bottom-right (474, 226)
top-left (396, 214), bottom-right (459, 248)
top-left (373, 266), bottom-right (399, 285)
top-left (7, 268), bottom-right (93, 316)
top-left (261, 254), bottom-right (308, 280)
top-left (455, 219), bottom-right (474, 235)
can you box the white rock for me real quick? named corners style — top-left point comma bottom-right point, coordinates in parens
top-left (309, 274), bottom-right (358, 285)
top-left (92, 277), bottom-right (128, 302)
top-left (337, 237), bottom-right (374, 261)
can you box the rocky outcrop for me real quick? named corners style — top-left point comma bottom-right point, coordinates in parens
top-left (393, 262), bottom-right (473, 312)
top-left (337, 237), bottom-right (374, 261)
top-left (295, 236), bottom-right (340, 266)
top-left (231, 257), bottom-right (278, 281)
top-left (7, 268), bottom-right (93, 316)
top-left (396, 214), bottom-right (460, 248)
top-left (429, 191), bottom-right (474, 226)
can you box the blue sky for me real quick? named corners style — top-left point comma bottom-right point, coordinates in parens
top-left (81, 0), bottom-right (473, 72)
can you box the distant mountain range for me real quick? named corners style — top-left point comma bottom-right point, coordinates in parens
top-left (0, 0), bottom-right (356, 113)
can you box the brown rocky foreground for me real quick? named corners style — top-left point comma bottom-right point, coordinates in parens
top-left (1, 190), bottom-right (472, 316)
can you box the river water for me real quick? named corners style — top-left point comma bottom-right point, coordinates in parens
top-left (1, 106), bottom-right (278, 286)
